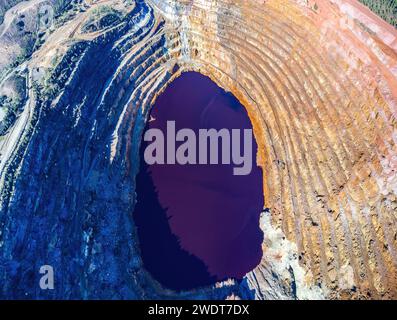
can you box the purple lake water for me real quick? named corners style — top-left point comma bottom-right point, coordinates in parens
top-left (134, 72), bottom-right (264, 291)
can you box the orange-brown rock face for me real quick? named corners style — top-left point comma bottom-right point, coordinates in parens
top-left (149, 0), bottom-right (397, 299)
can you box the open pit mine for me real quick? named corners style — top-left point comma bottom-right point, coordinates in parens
top-left (0, 0), bottom-right (396, 300)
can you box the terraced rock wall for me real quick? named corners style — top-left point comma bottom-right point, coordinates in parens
top-left (0, 0), bottom-right (396, 299)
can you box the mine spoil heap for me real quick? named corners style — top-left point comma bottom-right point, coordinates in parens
top-left (0, 0), bottom-right (396, 299)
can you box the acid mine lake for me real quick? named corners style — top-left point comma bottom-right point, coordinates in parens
top-left (134, 72), bottom-right (264, 291)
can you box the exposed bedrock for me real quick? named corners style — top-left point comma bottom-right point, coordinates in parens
top-left (0, 0), bottom-right (396, 299)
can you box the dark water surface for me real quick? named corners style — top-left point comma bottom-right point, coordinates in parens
top-left (134, 72), bottom-right (264, 291)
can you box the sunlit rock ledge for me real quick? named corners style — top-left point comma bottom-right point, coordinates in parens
top-left (0, 0), bottom-right (396, 299)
